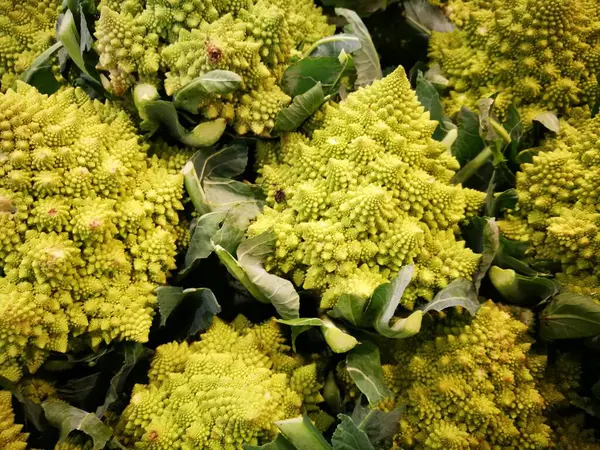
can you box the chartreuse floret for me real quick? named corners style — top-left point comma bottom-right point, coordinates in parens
top-left (94, 0), bottom-right (334, 136)
top-left (115, 316), bottom-right (327, 449)
top-left (381, 301), bottom-right (552, 449)
top-left (0, 391), bottom-right (28, 450)
top-left (429, 0), bottom-right (600, 122)
top-left (0, 83), bottom-right (188, 381)
top-left (249, 67), bottom-right (485, 309)
top-left (498, 114), bottom-right (600, 298)
top-left (0, 0), bottom-right (61, 91)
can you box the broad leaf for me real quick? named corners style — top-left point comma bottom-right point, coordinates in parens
top-left (156, 286), bottom-right (221, 336)
top-left (277, 318), bottom-right (323, 351)
top-left (180, 212), bottom-right (227, 275)
top-left (346, 342), bottom-right (393, 406)
top-left (57, 373), bottom-right (102, 405)
top-left (278, 317), bottom-right (358, 353)
top-left (276, 416), bottom-right (333, 450)
top-left (0, 376), bottom-right (47, 432)
top-left (335, 8), bottom-right (382, 86)
top-left (540, 293), bottom-right (600, 340)
top-left (57, 10), bottom-right (91, 79)
top-left (328, 294), bottom-right (369, 327)
top-left (592, 74), bottom-right (600, 118)
top-left (415, 71), bottom-right (448, 140)
top-left (421, 278), bottom-right (481, 316)
top-left (321, 0), bottom-right (399, 16)
top-left (324, 371), bottom-right (343, 414)
top-left (363, 265), bottom-right (423, 338)
top-left (243, 435), bottom-right (296, 450)
top-left (350, 402), bottom-right (402, 445)
top-left (281, 57), bottom-right (354, 97)
top-left (174, 70), bottom-right (242, 113)
top-left (403, 0), bottom-right (455, 34)
top-left (489, 189), bottom-right (518, 217)
top-left (452, 107), bottom-right (485, 166)
top-left (274, 82), bottom-right (325, 133)
top-left (489, 266), bottom-right (560, 306)
top-left (331, 414), bottom-right (374, 450)
top-left (307, 34), bottom-right (362, 58)
top-left (533, 112), bottom-right (560, 134)
top-left (19, 41), bottom-right (63, 94)
top-left (43, 400), bottom-right (112, 450)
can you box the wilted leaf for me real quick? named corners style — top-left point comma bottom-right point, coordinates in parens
top-left (174, 70), bottom-right (242, 113)
top-left (421, 278), bottom-right (480, 316)
top-left (346, 342), bottom-right (393, 405)
top-left (276, 416), bottom-right (333, 450)
top-left (43, 400), bottom-right (112, 450)
top-left (156, 286), bottom-right (221, 336)
top-left (540, 293), bottom-right (600, 340)
top-left (275, 82), bottom-right (325, 132)
top-left (533, 112), bottom-right (560, 134)
top-left (473, 219), bottom-right (499, 292)
top-left (335, 8), bottom-right (382, 86)
top-left (331, 414), bottom-right (374, 450)
top-left (58, 373), bottom-right (102, 406)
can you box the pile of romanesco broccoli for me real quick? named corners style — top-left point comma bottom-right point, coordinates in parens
top-left (0, 0), bottom-right (599, 449)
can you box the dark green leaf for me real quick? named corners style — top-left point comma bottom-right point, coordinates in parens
top-left (58, 373), bottom-right (102, 405)
top-left (331, 414), bottom-right (374, 450)
top-left (363, 265), bottom-right (423, 338)
top-left (308, 34), bottom-right (362, 58)
top-left (276, 415), bottom-right (333, 450)
top-left (277, 318), bottom-right (323, 351)
top-left (156, 286), bottom-right (221, 336)
top-left (592, 379), bottom-right (600, 400)
top-left (592, 74), bottom-right (600, 118)
top-left (489, 266), bottom-right (560, 306)
top-left (57, 10), bottom-right (95, 80)
top-left (489, 189), bottom-right (518, 217)
top-left (540, 293), bottom-right (600, 340)
top-left (0, 376), bottom-right (47, 432)
top-left (328, 294), bottom-right (369, 327)
top-left (403, 0), bottom-right (455, 34)
top-left (350, 402), bottom-right (402, 445)
top-left (174, 70), bottom-right (242, 113)
top-left (96, 343), bottom-right (146, 417)
top-left (494, 236), bottom-right (546, 276)
top-left (281, 57), bottom-right (353, 97)
top-left (19, 41), bottom-right (63, 94)
top-left (451, 107), bottom-right (485, 166)
top-left (346, 342), bottom-right (393, 406)
top-left (211, 213), bottom-right (245, 253)
top-left (79, 9), bottom-right (93, 52)
top-left (335, 8), bottom-right (382, 86)
top-left (324, 371), bottom-right (343, 414)
top-left (43, 400), bottom-right (112, 450)
top-left (473, 219), bottom-right (499, 292)
top-left (274, 82), bottom-right (325, 133)
top-left (321, 0), bottom-right (399, 16)
top-left (180, 212), bottom-right (227, 275)
top-left (415, 71), bottom-right (450, 140)
top-left (533, 112), bottom-right (560, 134)
top-left (421, 278), bottom-right (480, 316)
top-left (243, 435), bottom-right (296, 450)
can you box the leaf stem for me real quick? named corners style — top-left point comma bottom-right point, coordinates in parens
top-left (182, 161), bottom-right (210, 215)
top-left (489, 118), bottom-right (512, 144)
top-left (451, 146), bottom-right (493, 185)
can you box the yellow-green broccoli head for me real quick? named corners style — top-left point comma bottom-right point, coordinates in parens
top-left (115, 316), bottom-right (325, 449)
top-left (498, 114), bottom-right (600, 298)
top-left (0, 0), bottom-right (61, 91)
top-left (383, 301), bottom-right (552, 449)
top-left (429, 0), bottom-right (600, 122)
top-left (0, 391), bottom-right (29, 450)
top-left (249, 67), bottom-right (484, 310)
top-left (0, 83), bottom-right (187, 381)
top-left (94, 0), bottom-right (335, 136)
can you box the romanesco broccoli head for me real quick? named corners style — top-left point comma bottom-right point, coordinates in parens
top-left (0, 390), bottom-right (28, 450)
top-left (249, 67), bottom-right (485, 310)
top-left (115, 315), bottom-right (326, 449)
top-left (383, 301), bottom-right (553, 449)
top-left (0, 0), bottom-right (61, 91)
top-left (429, 0), bottom-right (600, 123)
top-left (0, 83), bottom-right (188, 381)
top-left (94, 0), bottom-right (335, 136)
top-left (498, 114), bottom-right (600, 298)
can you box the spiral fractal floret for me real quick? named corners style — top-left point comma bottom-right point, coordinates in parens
top-left (429, 0), bottom-right (600, 122)
top-left (115, 316), bottom-right (327, 449)
top-left (0, 0), bottom-right (61, 91)
top-left (498, 114), bottom-right (600, 298)
top-left (0, 83), bottom-right (188, 381)
top-left (249, 67), bottom-right (485, 310)
top-left (381, 301), bottom-right (560, 449)
top-left (94, 0), bottom-right (334, 136)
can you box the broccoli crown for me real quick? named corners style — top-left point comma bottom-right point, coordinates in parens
top-left (382, 301), bottom-right (553, 449)
top-left (94, 0), bottom-right (335, 136)
top-left (0, 391), bottom-right (28, 450)
top-left (429, 0), bottom-right (600, 122)
top-left (498, 115), bottom-right (600, 298)
top-left (0, 83), bottom-right (187, 381)
top-left (0, 0), bottom-right (61, 91)
top-left (249, 67), bottom-right (484, 310)
top-left (115, 316), bottom-right (326, 449)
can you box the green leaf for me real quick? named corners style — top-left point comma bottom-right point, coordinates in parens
top-left (489, 189), bottom-right (518, 217)
top-left (278, 316), bottom-right (362, 354)
top-left (96, 343), bottom-right (146, 417)
top-left (451, 107), bottom-right (486, 166)
top-left (174, 70), bottom-right (242, 113)
top-left (236, 233), bottom-right (300, 319)
top-left (57, 10), bottom-right (94, 80)
top-left (591, 74), bottom-right (600, 119)
top-left (281, 57), bottom-right (353, 97)
top-left (331, 414), bottom-right (374, 450)
top-left (320, 0), bottom-right (399, 16)
top-left (276, 416), bottom-right (333, 450)
top-left (307, 34), bottom-right (362, 58)
top-left (324, 371), bottom-right (343, 414)
top-left (363, 265), bottom-right (423, 339)
top-left (533, 112), bottom-right (560, 134)
top-left (328, 294), bottom-right (369, 327)
top-left (43, 400), bottom-right (112, 450)
top-left (243, 435), bottom-right (296, 450)
top-left (335, 8), bottom-right (382, 86)
top-left (346, 342), bottom-right (393, 406)
top-left (350, 402), bottom-right (402, 445)
top-left (156, 286), bottom-right (221, 336)
top-left (19, 41), bottom-right (63, 94)
top-left (0, 376), bottom-right (47, 432)
top-left (274, 82), bottom-right (325, 133)
top-left (57, 373), bottom-right (102, 405)
top-left (415, 71), bottom-right (449, 140)
top-left (403, 0), bottom-right (455, 35)
top-left (421, 278), bottom-right (481, 316)
top-left (489, 266), bottom-right (560, 306)
top-left (473, 219), bottom-right (499, 292)
top-left (277, 318), bottom-right (324, 351)
top-left (540, 293), bottom-right (600, 340)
